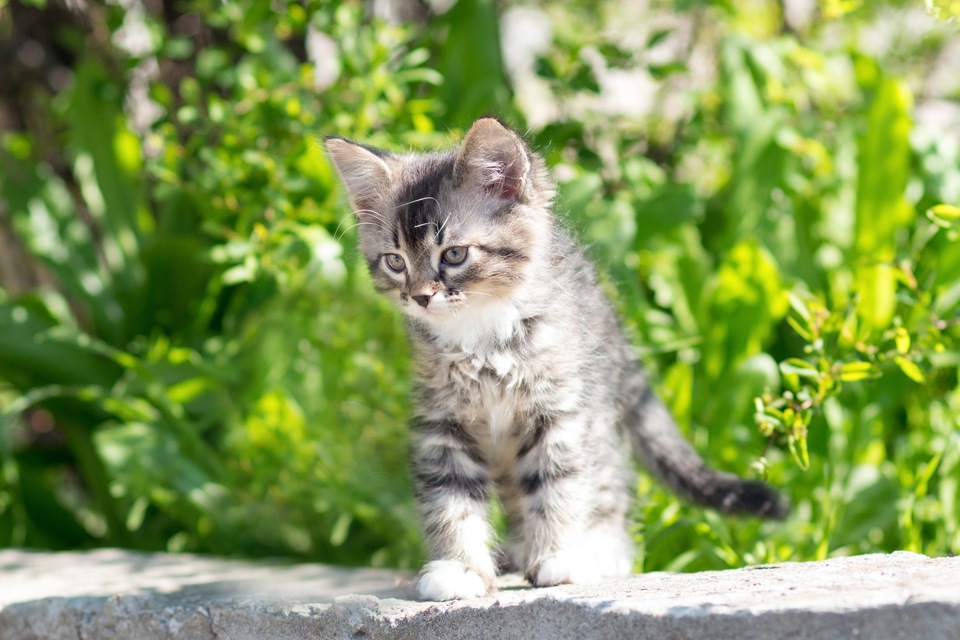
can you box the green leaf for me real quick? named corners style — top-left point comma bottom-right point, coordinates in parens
top-left (786, 294), bottom-right (816, 341)
top-left (0, 152), bottom-right (126, 339)
top-left (926, 0), bottom-right (960, 22)
top-left (634, 183), bottom-right (702, 245)
top-left (701, 240), bottom-right (788, 380)
top-left (839, 361), bottom-right (876, 382)
top-left (894, 356), bottom-right (926, 383)
top-left (894, 327), bottom-right (911, 355)
top-left (787, 432), bottom-right (810, 470)
top-left (330, 511), bottom-right (353, 547)
top-left (915, 447), bottom-right (945, 499)
top-left (125, 496), bottom-right (150, 532)
top-left (646, 28), bottom-right (675, 49)
top-left (66, 59), bottom-right (148, 338)
top-left (926, 204), bottom-right (960, 229)
top-left (780, 358), bottom-right (821, 379)
top-left (854, 71), bottom-right (914, 330)
top-left (139, 235), bottom-right (215, 336)
top-left (0, 302), bottom-right (122, 390)
top-left (648, 62), bottom-right (687, 79)
top-left (94, 422), bottom-right (232, 535)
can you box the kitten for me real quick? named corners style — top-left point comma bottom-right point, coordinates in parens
top-left (324, 118), bottom-right (787, 601)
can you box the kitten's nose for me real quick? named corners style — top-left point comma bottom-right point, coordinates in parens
top-left (412, 294), bottom-right (432, 308)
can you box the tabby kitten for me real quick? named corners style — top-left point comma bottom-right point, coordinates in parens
top-left (325, 118), bottom-right (787, 602)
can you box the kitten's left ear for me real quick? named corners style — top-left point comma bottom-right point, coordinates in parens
top-left (324, 137), bottom-right (394, 215)
top-left (453, 118), bottom-right (531, 202)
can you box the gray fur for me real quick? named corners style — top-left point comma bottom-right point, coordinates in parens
top-left (325, 118), bottom-right (787, 601)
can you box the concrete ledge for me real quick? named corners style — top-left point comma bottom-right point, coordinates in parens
top-left (1, 549), bottom-right (958, 639)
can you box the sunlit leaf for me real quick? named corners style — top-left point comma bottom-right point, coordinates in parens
top-left (894, 356), bottom-right (926, 383)
top-left (894, 327), bottom-right (911, 355)
top-left (839, 361), bottom-right (876, 382)
top-left (926, 204), bottom-right (960, 229)
top-left (701, 240), bottom-right (788, 380)
top-left (926, 0), bottom-right (960, 21)
top-left (780, 358), bottom-right (821, 379)
top-left (787, 432), bottom-right (810, 470)
top-left (854, 71), bottom-right (914, 330)
top-left (786, 294), bottom-right (815, 341)
top-left (330, 512), bottom-right (353, 547)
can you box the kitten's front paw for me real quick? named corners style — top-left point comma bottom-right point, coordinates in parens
top-left (530, 550), bottom-right (600, 587)
top-left (417, 560), bottom-right (493, 601)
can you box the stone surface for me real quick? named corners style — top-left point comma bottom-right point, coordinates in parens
top-left (1, 549), bottom-right (958, 639)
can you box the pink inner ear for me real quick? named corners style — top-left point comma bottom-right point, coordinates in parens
top-left (486, 175), bottom-right (522, 200)
top-left (482, 156), bottom-right (525, 201)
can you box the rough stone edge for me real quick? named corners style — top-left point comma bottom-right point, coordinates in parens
top-left (2, 551), bottom-right (960, 640)
top-left (3, 590), bottom-right (959, 640)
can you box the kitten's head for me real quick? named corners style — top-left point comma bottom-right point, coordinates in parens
top-left (325, 118), bottom-right (554, 327)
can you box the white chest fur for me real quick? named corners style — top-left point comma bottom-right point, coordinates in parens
top-left (418, 297), bottom-right (542, 445)
top-left (429, 298), bottom-right (523, 353)
top-left (439, 347), bottom-right (523, 442)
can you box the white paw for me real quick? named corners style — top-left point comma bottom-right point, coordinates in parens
top-left (533, 533), bottom-right (634, 587)
top-left (417, 560), bottom-right (491, 601)
top-left (590, 531), bottom-right (634, 578)
top-left (534, 550), bottom-right (600, 587)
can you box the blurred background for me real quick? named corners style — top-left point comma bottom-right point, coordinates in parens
top-left (0, 0), bottom-right (958, 572)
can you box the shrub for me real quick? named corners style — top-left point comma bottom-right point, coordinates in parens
top-left (1, 0), bottom-right (957, 569)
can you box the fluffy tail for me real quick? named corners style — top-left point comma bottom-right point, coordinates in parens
top-left (627, 384), bottom-right (788, 519)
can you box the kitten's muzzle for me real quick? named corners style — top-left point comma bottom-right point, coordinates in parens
top-left (412, 294), bottom-right (433, 308)
top-left (410, 280), bottom-right (443, 308)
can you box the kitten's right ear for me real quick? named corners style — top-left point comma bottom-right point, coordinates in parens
top-left (324, 137), bottom-right (393, 215)
top-left (454, 118), bottom-right (530, 202)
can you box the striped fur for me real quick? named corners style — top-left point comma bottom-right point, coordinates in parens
top-left (325, 118), bottom-right (787, 601)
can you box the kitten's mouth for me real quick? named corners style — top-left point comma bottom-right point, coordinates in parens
top-left (409, 300), bottom-right (458, 317)
top-left (402, 292), bottom-right (465, 318)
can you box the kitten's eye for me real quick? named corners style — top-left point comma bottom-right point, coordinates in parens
top-left (441, 246), bottom-right (469, 266)
top-left (383, 253), bottom-right (406, 273)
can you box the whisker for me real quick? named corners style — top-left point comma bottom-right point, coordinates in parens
top-left (546, 273), bottom-right (591, 329)
top-left (335, 221), bottom-right (380, 242)
top-left (354, 209), bottom-right (388, 223)
top-left (395, 196), bottom-right (442, 211)
top-left (333, 208), bottom-right (387, 240)
top-left (332, 212), bottom-right (357, 240)
top-left (436, 212), bottom-right (452, 241)
top-left (396, 197), bottom-right (448, 245)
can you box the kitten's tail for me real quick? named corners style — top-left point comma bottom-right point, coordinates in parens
top-left (627, 384), bottom-right (789, 519)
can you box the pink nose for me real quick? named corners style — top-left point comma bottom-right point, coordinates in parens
top-left (412, 294), bottom-right (432, 308)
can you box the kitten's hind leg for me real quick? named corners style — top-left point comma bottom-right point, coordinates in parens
top-left (525, 512), bottom-right (634, 586)
top-left (413, 419), bottom-right (497, 601)
top-left (579, 448), bottom-right (636, 580)
top-left (517, 413), bottom-right (634, 587)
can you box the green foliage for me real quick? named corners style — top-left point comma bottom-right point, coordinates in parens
top-left (0, 0), bottom-right (432, 565)
top-left (926, 0), bottom-right (960, 22)
top-left (1, 0), bottom-right (958, 572)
